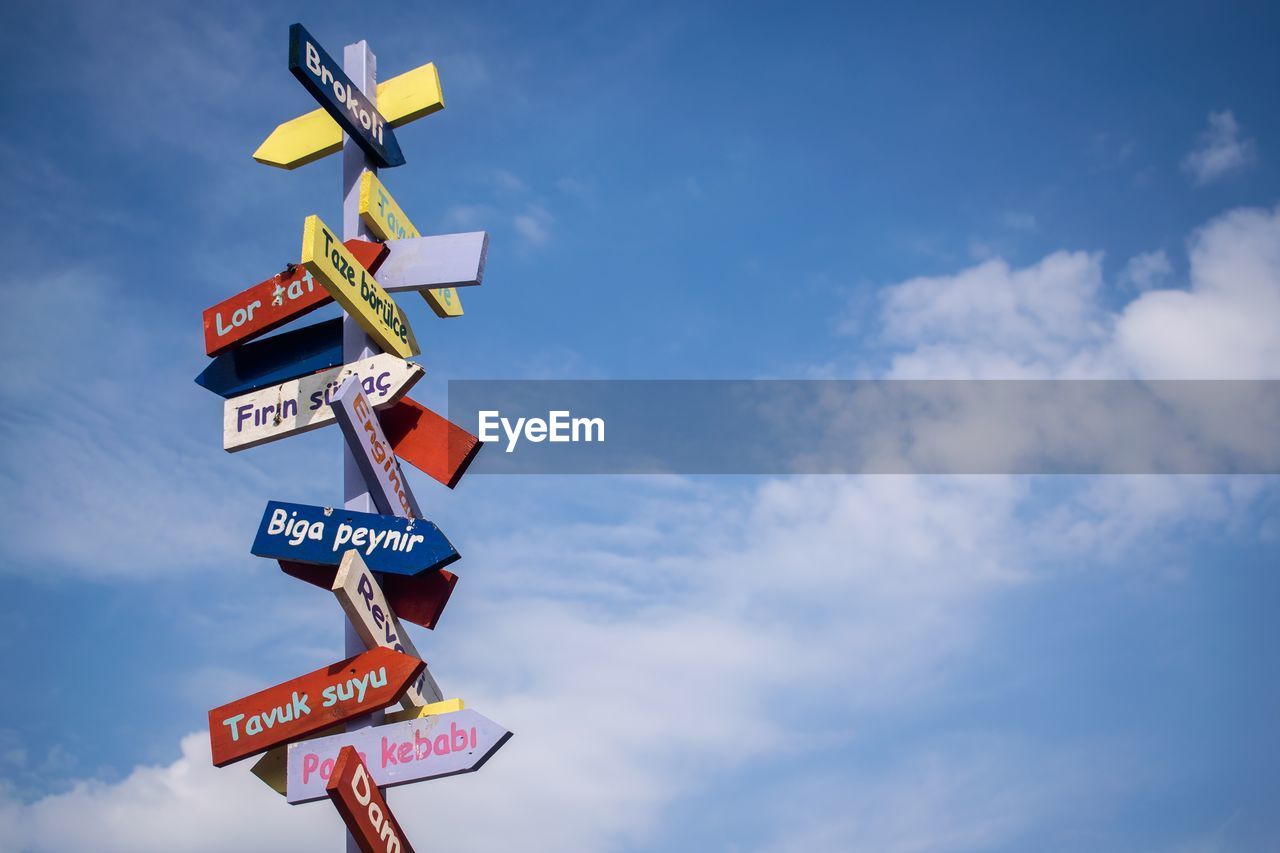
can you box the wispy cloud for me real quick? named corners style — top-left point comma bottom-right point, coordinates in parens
top-left (1182, 110), bottom-right (1258, 185)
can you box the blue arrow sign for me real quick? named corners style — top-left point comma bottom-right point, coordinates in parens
top-left (251, 501), bottom-right (459, 576)
top-left (288, 23), bottom-right (405, 168)
top-left (195, 317), bottom-right (343, 399)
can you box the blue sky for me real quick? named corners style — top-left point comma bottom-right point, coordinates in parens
top-left (1, 0), bottom-right (1278, 850)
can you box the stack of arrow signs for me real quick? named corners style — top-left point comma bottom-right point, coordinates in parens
top-left (198, 23), bottom-right (507, 851)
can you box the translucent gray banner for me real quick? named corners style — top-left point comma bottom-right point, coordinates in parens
top-left (446, 380), bottom-right (1280, 474)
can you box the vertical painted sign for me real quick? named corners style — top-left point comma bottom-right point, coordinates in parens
top-left (333, 549), bottom-right (443, 707)
top-left (331, 377), bottom-right (422, 518)
top-left (280, 560), bottom-right (459, 630)
top-left (288, 23), bottom-right (405, 168)
top-left (327, 747), bottom-right (417, 853)
top-left (300, 214), bottom-right (419, 358)
top-left (358, 171), bottom-right (464, 318)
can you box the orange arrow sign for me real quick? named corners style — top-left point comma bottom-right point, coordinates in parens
top-left (207, 647), bottom-right (423, 767)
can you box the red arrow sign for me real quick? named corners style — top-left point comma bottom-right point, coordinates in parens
top-left (202, 239), bottom-right (388, 356)
top-left (279, 561), bottom-right (458, 630)
top-left (381, 396), bottom-right (484, 489)
top-left (207, 647), bottom-right (423, 767)
top-left (327, 746), bottom-right (417, 853)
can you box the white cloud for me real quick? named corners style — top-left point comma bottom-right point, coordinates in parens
top-left (1182, 110), bottom-right (1258, 186)
top-left (875, 204), bottom-right (1280, 380)
top-left (513, 204), bottom-right (554, 247)
top-left (1120, 249), bottom-right (1172, 291)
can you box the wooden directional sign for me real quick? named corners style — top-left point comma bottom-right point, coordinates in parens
top-left (327, 747), bottom-right (417, 853)
top-left (253, 501), bottom-right (459, 577)
top-left (196, 317), bottom-right (342, 399)
top-left (288, 24), bottom-right (404, 169)
top-left (207, 647), bottom-right (424, 767)
top-left (202, 239), bottom-right (386, 356)
top-left (255, 62), bottom-right (443, 170)
top-left (358, 172), bottom-right (464, 318)
top-left (377, 232), bottom-right (489, 294)
top-left (334, 550), bottom-right (442, 708)
top-left (332, 379), bottom-right (421, 518)
top-left (287, 708), bottom-right (512, 803)
top-left (301, 214), bottom-right (419, 359)
top-left (250, 698), bottom-right (465, 796)
top-left (280, 561), bottom-right (458, 630)
top-left (381, 397), bottom-right (484, 489)
top-left (223, 353), bottom-right (420, 452)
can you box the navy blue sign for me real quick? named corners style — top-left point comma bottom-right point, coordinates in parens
top-left (195, 317), bottom-right (343, 399)
top-left (252, 501), bottom-right (458, 576)
top-left (287, 23), bottom-right (405, 168)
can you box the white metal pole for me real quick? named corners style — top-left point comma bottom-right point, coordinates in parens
top-left (341, 38), bottom-right (382, 853)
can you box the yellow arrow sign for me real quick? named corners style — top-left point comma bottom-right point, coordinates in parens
top-left (254, 63), bottom-right (444, 170)
top-left (250, 698), bottom-right (466, 795)
top-left (301, 214), bottom-right (419, 358)
top-left (359, 172), bottom-right (464, 318)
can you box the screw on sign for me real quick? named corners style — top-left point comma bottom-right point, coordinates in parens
top-left (327, 747), bottom-right (416, 853)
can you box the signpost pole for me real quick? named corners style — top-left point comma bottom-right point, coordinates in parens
top-left (342, 38), bottom-right (382, 853)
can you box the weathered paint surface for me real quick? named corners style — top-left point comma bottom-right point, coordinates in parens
top-left (381, 396), bottom-right (484, 489)
top-left (222, 353), bottom-right (421, 452)
top-left (326, 747), bottom-right (417, 853)
top-left (207, 647), bottom-right (424, 767)
top-left (196, 317), bottom-right (342, 399)
top-left (359, 172), bottom-right (465, 317)
top-left (301, 214), bottom-right (418, 358)
top-left (334, 550), bottom-right (443, 707)
top-left (250, 698), bottom-right (464, 795)
top-left (254, 62), bottom-right (443, 170)
top-left (201, 239), bottom-right (386, 356)
top-left (287, 708), bottom-right (512, 803)
top-left (331, 379), bottom-right (421, 518)
top-left (280, 560), bottom-right (458, 630)
top-left (252, 501), bottom-right (459, 576)
top-left (288, 23), bottom-right (404, 168)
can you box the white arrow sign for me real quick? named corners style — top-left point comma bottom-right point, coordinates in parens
top-left (286, 708), bottom-right (512, 803)
top-left (223, 353), bottom-right (422, 452)
top-left (376, 232), bottom-right (489, 293)
top-left (333, 549), bottom-right (443, 708)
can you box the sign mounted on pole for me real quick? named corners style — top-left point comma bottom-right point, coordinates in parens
top-left (327, 747), bottom-right (417, 853)
top-left (195, 317), bottom-right (342, 399)
top-left (381, 396), bottom-right (484, 489)
top-left (286, 708), bottom-right (513, 803)
top-left (207, 647), bottom-right (424, 767)
top-left (357, 172), bottom-right (466, 318)
top-left (222, 353), bottom-right (421, 452)
top-left (249, 698), bottom-right (465, 796)
top-left (252, 500), bottom-right (459, 576)
top-left (376, 231), bottom-right (489, 294)
top-left (201, 239), bottom-right (386, 356)
top-left (332, 378), bottom-right (421, 518)
top-left (254, 62), bottom-right (443, 170)
top-left (334, 549), bottom-right (443, 707)
top-left (288, 23), bottom-right (405, 168)
top-left (301, 214), bottom-right (419, 358)
top-left (280, 560), bottom-right (458, 630)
